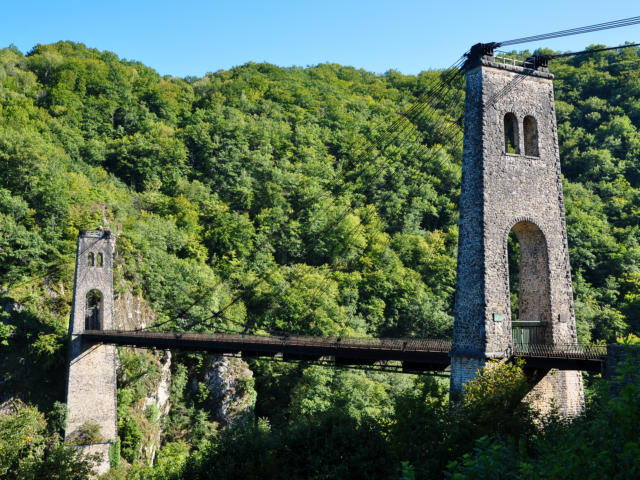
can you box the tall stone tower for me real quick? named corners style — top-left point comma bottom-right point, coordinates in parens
top-left (65, 230), bottom-right (118, 474)
top-left (450, 44), bottom-right (584, 416)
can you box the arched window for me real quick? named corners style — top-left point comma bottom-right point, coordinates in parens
top-left (508, 221), bottom-right (551, 348)
top-left (97, 252), bottom-right (104, 267)
top-left (87, 252), bottom-right (95, 267)
top-left (85, 290), bottom-right (103, 330)
top-left (504, 113), bottom-right (519, 154)
top-left (523, 115), bottom-right (539, 157)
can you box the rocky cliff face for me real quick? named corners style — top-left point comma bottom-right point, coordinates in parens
top-left (114, 292), bottom-right (170, 463)
top-left (113, 291), bottom-right (256, 463)
top-left (145, 351), bottom-right (172, 419)
top-left (142, 350), bottom-right (172, 463)
top-left (197, 355), bottom-right (256, 427)
top-left (114, 291), bottom-right (157, 332)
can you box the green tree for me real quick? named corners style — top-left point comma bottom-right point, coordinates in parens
top-left (0, 402), bottom-right (96, 479)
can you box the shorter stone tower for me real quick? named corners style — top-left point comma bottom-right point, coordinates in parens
top-left (65, 230), bottom-right (118, 474)
top-left (450, 45), bottom-right (584, 416)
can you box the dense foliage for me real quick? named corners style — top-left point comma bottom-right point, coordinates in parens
top-left (446, 348), bottom-right (640, 479)
top-left (0, 401), bottom-right (97, 479)
top-left (1, 41), bottom-right (640, 477)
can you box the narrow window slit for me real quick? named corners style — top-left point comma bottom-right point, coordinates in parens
top-left (504, 113), bottom-right (519, 154)
top-left (523, 115), bottom-right (539, 157)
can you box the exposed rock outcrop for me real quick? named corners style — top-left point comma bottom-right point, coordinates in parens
top-left (113, 291), bottom-right (256, 460)
top-left (145, 351), bottom-right (172, 418)
top-left (114, 292), bottom-right (169, 463)
top-left (114, 291), bottom-right (157, 331)
top-left (142, 350), bottom-right (171, 463)
top-left (0, 397), bottom-right (21, 415)
top-left (197, 355), bottom-right (256, 427)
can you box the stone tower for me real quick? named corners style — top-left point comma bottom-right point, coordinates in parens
top-left (65, 230), bottom-right (118, 474)
top-left (450, 45), bottom-right (584, 416)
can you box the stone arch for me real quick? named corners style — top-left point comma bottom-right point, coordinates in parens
top-left (97, 252), bottom-right (104, 267)
top-left (504, 112), bottom-right (519, 154)
top-left (85, 289), bottom-right (103, 330)
top-left (523, 115), bottom-right (539, 157)
top-left (504, 219), bottom-right (552, 345)
top-left (87, 252), bottom-right (95, 267)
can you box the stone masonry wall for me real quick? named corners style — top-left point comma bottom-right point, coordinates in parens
top-left (65, 230), bottom-right (118, 474)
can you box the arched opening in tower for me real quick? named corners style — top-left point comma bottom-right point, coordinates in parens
top-left (523, 115), bottom-right (539, 157)
top-left (508, 221), bottom-right (551, 347)
top-left (85, 289), bottom-right (103, 330)
top-left (504, 112), bottom-right (519, 154)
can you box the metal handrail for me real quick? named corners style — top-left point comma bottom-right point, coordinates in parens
top-left (90, 330), bottom-right (607, 360)
top-left (493, 54), bottom-right (536, 69)
top-left (513, 342), bottom-right (607, 359)
top-left (91, 330), bottom-right (454, 353)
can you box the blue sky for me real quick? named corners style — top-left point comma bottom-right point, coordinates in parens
top-left (2, 1), bottom-right (639, 77)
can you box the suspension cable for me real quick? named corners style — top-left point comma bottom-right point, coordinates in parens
top-left (498, 15), bottom-right (640, 47)
top-left (543, 42), bottom-right (640, 60)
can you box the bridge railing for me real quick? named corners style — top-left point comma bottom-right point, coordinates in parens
top-left (217, 333), bottom-right (453, 353)
top-left (87, 330), bottom-right (606, 361)
top-left (513, 343), bottom-right (607, 359)
top-left (102, 330), bottom-right (453, 353)
top-left (494, 54), bottom-right (536, 69)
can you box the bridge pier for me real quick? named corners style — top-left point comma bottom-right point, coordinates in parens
top-left (523, 369), bottom-right (584, 417)
top-left (450, 44), bottom-right (584, 416)
top-left (450, 355), bottom-right (485, 400)
top-left (65, 230), bottom-right (118, 475)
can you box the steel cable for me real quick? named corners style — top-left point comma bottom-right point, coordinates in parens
top-left (499, 15), bottom-right (640, 47)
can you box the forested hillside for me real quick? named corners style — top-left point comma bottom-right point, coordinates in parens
top-left (1, 41), bottom-right (640, 478)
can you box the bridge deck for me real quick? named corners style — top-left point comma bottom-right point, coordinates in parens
top-left (82, 330), bottom-right (607, 373)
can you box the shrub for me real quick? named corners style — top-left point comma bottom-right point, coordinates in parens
top-left (68, 421), bottom-right (104, 445)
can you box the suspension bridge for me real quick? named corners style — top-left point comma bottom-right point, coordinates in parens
top-left (63, 16), bottom-right (640, 473)
top-left (73, 18), bottom-right (639, 377)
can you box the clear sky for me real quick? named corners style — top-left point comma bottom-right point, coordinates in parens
top-left (2, 1), bottom-right (639, 77)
